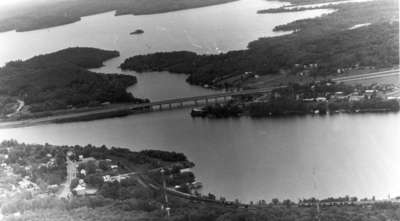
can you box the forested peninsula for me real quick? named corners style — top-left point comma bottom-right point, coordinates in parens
top-left (0, 47), bottom-right (145, 119)
top-left (120, 0), bottom-right (399, 88)
top-left (0, 0), bottom-right (236, 33)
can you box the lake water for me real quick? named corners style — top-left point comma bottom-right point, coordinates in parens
top-left (0, 110), bottom-right (399, 202)
top-left (0, 0), bottom-right (332, 100)
top-left (0, 0), bottom-right (398, 203)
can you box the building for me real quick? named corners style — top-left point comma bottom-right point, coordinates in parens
top-left (103, 175), bottom-right (112, 182)
top-left (316, 97), bottom-right (327, 102)
top-left (180, 168), bottom-right (192, 173)
top-left (349, 95), bottom-right (364, 102)
top-left (80, 169), bottom-right (86, 176)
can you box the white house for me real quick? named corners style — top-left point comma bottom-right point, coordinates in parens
top-left (180, 168), bottom-right (192, 173)
top-left (80, 169), bottom-right (86, 176)
top-left (103, 175), bottom-right (112, 182)
top-left (316, 97), bottom-right (327, 102)
top-left (73, 184), bottom-right (86, 196)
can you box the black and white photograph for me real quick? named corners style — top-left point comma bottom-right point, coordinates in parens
top-left (0, 0), bottom-right (398, 220)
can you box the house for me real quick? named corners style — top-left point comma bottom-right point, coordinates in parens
top-left (67, 151), bottom-right (73, 157)
top-left (365, 90), bottom-right (375, 99)
top-left (0, 154), bottom-right (9, 161)
top-left (180, 168), bottom-right (192, 173)
top-left (103, 175), bottom-right (112, 182)
top-left (334, 92), bottom-right (348, 100)
top-left (74, 184), bottom-right (86, 196)
top-left (110, 165), bottom-right (118, 170)
top-left (349, 95), bottom-right (364, 102)
top-left (191, 181), bottom-right (203, 189)
top-left (80, 169), bottom-right (86, 176)
top-left (18, 178), bottom-right (39, 192)
top-left (303, 98), bottom-right (314, 102)
top-left (316, 97), bottom-right (327, 102)
top-left (388, 96), bottom-right (400, 100)
top-left (46, 153), bottom-right (52, 158)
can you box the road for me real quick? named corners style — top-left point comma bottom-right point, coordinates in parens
top-left (58, 158), bottom-right (77, 199)
top-left (0, 87), bottom-right (280, 129)
top-left (6, 100), bottom-right (24, 118)
top-left (332, 69), bottom-right (400, 83)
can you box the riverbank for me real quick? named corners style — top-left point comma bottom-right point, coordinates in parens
top-left (1, 140), bottom-right (400, 220)
top-left (189, 80), bottom-right (400, 119)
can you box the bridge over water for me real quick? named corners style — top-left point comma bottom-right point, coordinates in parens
top-left (0, 87), bottom-right (281, 128)
top-left (128, 86), bottom-right (281, 111)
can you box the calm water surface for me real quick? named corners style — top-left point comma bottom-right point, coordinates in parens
top-left (0, 110), bottom-right (399, 202)
top-left (0, 0), bottom-right (332, 100)
top-left (0, 0), bottom-right (398, 202)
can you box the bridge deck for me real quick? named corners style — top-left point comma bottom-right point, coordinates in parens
top-left (129, 87), bottom-right (280, 109)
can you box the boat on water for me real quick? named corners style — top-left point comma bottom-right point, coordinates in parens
top-left (190, 107), bottom-right (207, 117)
top-left (130, 29), bottom-right (144, 35)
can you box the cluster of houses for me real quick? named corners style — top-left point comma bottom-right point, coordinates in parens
top-left (296, 81), bottom-right (397, 103)
top-left (38, 153), bottom-right (57, 169)
top-left (0, 162), bottom-right (39, 202)
top-left (72, 156), bottom-right (121, 196)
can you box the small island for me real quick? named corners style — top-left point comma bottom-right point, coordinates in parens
top-left (130, 29), bottom-right (144, 35)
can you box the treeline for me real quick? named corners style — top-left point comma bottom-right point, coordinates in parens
top-left (120, 0), bottom-right (398, 88)
top-left (68, 144), bottom-right (191, 171)
top-left (0, 47), bottom-right (146, 114)
top-left (140, 150), bottom-right (188, 162)
top-left (249, 99), bottom-right (321, 117)
top-left (0, 0), bottom-right (235, 33)
top-left (329, 99), bottom-right (400, 113)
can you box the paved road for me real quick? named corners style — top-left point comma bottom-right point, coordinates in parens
top-left (6, 100), bottom-right (24, 118)
top-left (332, 69), bottom-right (400, 82)
top-left (58, 158), bottom-right (77, 199)
top-left (0, 87), bottom-right (280, 129)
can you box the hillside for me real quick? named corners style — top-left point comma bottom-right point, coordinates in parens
top-left (120, 0), bottom-right (399, 88)
top-left (0, 0), bottom-right (236, 33)
top-left (0, 47), bottom-right (145, 116)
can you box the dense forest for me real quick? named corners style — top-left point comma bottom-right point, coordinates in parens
top-left (120, 0), bottom-right (399, 88)
top-left (0, 0), bottom-right (236, 33)
top-left (0, 47), bottom-right (145, 114)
